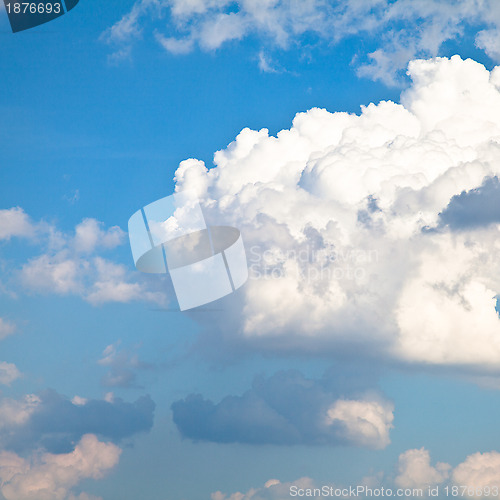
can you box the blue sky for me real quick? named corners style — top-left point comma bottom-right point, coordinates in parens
top-left (3, 1), bottom-right (500, 499)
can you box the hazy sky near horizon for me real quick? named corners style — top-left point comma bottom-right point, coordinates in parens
top-left (3, 1), bottom-right (500, 499)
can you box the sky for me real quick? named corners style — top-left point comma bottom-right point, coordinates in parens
top-left (3, 1), bottom-right (500, 499)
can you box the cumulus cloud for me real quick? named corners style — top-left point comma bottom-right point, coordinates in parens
top-left (396, 448), bottom-right (500, 498)
top-left (0, 434), bottom-right (120, 500)
top-left (164, 55), bottom-right (500, 372)
top-left (72, 218), bottom-right (124, 254)
top-left (215, 449), bottom-right (500, 499)
top-left (394, 448), bottom-right (500, 498)
top-left (452, 452), bottom-right (500, 496)
top-left (3, 213), bottom-right (166, 306)
top-left (0, 207), bottom-right (36, 241)
top-left (0, 390), bottom-right (155, 454)
top-left (0, 362), bottom-right (21, 386)
top-left (103, 0), bottom-right (500, 82)
top-left (325, 399), bottom-right (394, 449)
top-left (395, 448), bottom-right (450, 489)
top-left (172, 370), bottom-right (393, 448)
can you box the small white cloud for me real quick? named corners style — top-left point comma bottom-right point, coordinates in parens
top-left (326, 399), bottom-right (394, 449)
top-left (0, 395), bottom-right (41, 429)
top-left (103, 392), bottom-right (114, 403)
top-left (0, 434), bottom-right (121, 500)
top-left (395, 448), bottom-right (450, 489)
top-left (258, 51), bottom-right (279, 73)
top-left (20, 253), bottom-right (86, 295)
top-left (453, 451), bottom-right (500, 496)
top-left (73, 218), bottom-right (125, 254)
top-left (12, 214), bottom-right (164, 307)
top-left (212, 477), bottom-right (320, 500)
top-left (71, 396), bottom-right (88, 406)
top-left (86, 257), bottom-right (164, 306)
top-left (0, 363), bottom-right (21, 386)
top-left (155, 32), bottom-right (195, 54)
top-left (0, 207), bottom-right (36, 241)
top-left (0, 318), bottom-right (16, 341)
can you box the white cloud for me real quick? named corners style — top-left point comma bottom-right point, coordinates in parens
top-left (395, 448), bottom-right (450, 489)
top-left (71, 396), bottom-right (88, 406)
top-left (155, 32), bottom-right (194, 55)
top-left (452, 452), bottom-right (500, 497)
top-left (0, 395), bottom-right (40, 429)
top-left (103, 0), bottom-right (500, 82)
top-left (67, 494), bottom-right (103, 500)
top-left (21, 252), bottom-right (86, 295)
top-left (215, 449), bottom-right (500, 500)
top-left (212, 477), bottom-right (320, 500)
top-left (0, 318), bottom-right (16, 340)
top-left (169, 55), bottom-right (500, 372)
top-left (0, 434), bottom-right (121, 500)
top-left (10, 215), bottom-right (165, 306)
top-left (395, 448), bottom-right (500, 499)
top-left (326, 399), bottom-right (394, 449)
top-left (86, 257), bottom-right (164, 305)
top-left (0, 362), bottom-right (21, 386)
top-left (73, 218), bottom-right (124, 254)
top-left (258, 51), bottom-right (279, 73)
top-left (0, 207), bottom-right (36, 241)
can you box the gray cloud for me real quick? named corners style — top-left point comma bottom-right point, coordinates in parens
top-left (439, 176), bottom-right (500, 230)
top-left (172, 370), bottom-right (393, 448)
top-left (98, 342), bottom-right (152, 389)
top-left (0, 390), bottom-right (155, 454)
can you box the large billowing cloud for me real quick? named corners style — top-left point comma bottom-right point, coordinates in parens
top-left (0, 390), bottom-right (155, 454)
top-left (167, 55), bottom-right (500, 372)
top-left (103, 0), bottom-right (500, 82)
top-left (172, 370), bottom-right (393, 449)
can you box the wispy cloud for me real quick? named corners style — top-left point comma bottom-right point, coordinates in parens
top-left (98, 341), bottom-right (151, 388)
top-left (103, 0), bottom-right (500, 84)
top-left (0, 317), bottom-right (16, 341)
